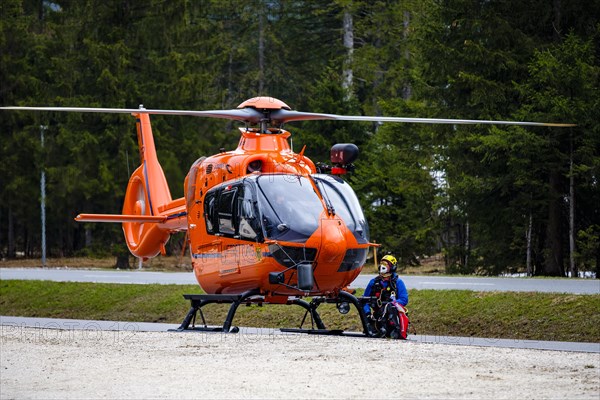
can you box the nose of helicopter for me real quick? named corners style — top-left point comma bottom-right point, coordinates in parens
top-left (317, 219), bottom-right (347, 264)
top-left (305, 218), bottom-right (360, 291)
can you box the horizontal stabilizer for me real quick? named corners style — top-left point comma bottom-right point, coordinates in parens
top-left (75, 214), bottom-right (166, 223)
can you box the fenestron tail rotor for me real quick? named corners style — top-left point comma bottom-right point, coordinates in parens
top-left (0, 96), bottom-right (576, 127)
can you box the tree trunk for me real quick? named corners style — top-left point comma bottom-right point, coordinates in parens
top-left (342, 9), bottom-right (354, 98)
top-left (227, 49), bottom-right (234, 106)
top-left (85, 227), bottom-right (93, 248)
top-left (544, 170), bottom-right (564, 276)
top-left (596, 246), bottom-right (600, 279)
top-left (258, 7), bottom-right (265, 94)
top-left (0, 207), bottom-right (3, 258)
top-left (402, 10), bottom-right (412, 100)
top-left (115, 252), bottom-right (131, 269)
top-left (552, 0), bottom-right (562, 41)
top-left (8, 205), bottom-right (15, 258)
top-left (569, 148), bottom-right (577, 277)
top-left (464, 220), bottom-right (470, 271)
top-left (224, 49), bottom-right (235, 131)
top-left (526, 212), bottom-right (533, 276)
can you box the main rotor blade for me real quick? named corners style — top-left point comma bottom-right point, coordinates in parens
top-left (1, 105), bottom-right (576, 127)
top-left (270, 109), bottom-right (576, 127)
top-left (0, 106), bottom-right (265, 124)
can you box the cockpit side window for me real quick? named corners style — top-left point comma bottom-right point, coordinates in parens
top-left (204, 181), bottom-right (263, 242)
top-left (238, 182), bottom-right (262, 241)
top-left (217, 186), bottom-right (238, 235)
top-left (204, 191), bottom-right (217, 234)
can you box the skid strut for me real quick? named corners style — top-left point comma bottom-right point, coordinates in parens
top-left (280, 291), bottom-right (376, 337)
top-left (176, 289), bottom-right (260, 333)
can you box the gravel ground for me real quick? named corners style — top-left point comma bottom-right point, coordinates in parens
top-left (1, 327), bottom-right (599, 399)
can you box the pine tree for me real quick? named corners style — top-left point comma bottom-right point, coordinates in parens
top-left (516, 32), bottom-right (600, 276)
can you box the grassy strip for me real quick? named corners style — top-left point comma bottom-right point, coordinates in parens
top-left (1, 280), bottom-right (598, 342)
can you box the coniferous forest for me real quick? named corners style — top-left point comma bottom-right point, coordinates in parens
top-left (1, 0), bottom-right (598, 276)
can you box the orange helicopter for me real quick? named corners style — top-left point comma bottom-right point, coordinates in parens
top-left (1, 97), bottom-right (574, 336)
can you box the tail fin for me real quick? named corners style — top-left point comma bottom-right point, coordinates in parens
top-left (131, 112), bottom-right (173, 213)
top-left (120, 113), bottom-right (175, 259)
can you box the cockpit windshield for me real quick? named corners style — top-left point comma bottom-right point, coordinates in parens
top-left (312, 174), bottom-right (370, 244)
top-left (203, 174), bottom-right (368, 245)
top-left (255, 175), bottom-right (324, 242)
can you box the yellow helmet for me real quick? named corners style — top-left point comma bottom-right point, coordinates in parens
top-left (381, 254), bottom-right (397, 267)
top-left (381, 254), bottom-right (398, 272)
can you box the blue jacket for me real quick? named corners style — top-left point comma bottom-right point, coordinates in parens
top-left (363, 274), bottom-right (408, 314)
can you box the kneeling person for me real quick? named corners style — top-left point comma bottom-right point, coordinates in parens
top-left (363, 254), bottom-right (409, 339)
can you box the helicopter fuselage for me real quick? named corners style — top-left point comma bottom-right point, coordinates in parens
top-left (183, 127), bottom-right (370, 297)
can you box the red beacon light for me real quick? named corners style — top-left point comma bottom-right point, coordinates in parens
top-left (330, 143), bottom-right (359, 175)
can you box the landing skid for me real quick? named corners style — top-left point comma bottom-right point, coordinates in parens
top-left (278, 329), bottom-right (368, 338)
top-left (173, 290), bottom-right (376, 337)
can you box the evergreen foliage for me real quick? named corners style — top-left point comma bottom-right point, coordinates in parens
top-left (1, 0), bottom-right (598, 276)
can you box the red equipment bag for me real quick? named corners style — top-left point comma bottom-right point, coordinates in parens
top-left (394, 303), bottom-right (410, 340)
top-left (396, 304), bottom-right (410, 339)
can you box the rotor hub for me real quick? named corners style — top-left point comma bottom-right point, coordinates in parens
top-left (237, 97), bottom-right (291, 111)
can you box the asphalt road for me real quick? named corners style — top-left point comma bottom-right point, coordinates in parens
top-left (1, 267), bottom-right (599, 294)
